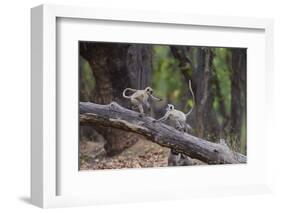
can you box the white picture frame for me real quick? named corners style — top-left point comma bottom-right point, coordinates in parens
top-left (31, 4), bottom-right (274, 208)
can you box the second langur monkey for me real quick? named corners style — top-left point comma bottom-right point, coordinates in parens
top-left (122, 87), bottom-right (162, 115)
top-left (155, 80), bottom-right (195, 132)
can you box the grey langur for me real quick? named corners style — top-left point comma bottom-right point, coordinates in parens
top-left (155, 80), bottom-right (195, 132)
top-left (123, 87), bottom-right (162, 115)
top-left (168, 149), bottom-right (182, 166)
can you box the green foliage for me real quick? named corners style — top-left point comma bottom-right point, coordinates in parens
top-left (80, 60), bottom-right (95, 101)
top-left (212, 48), bottom-right (232, 114)
top-left (152, 45), bottom-right (183, 105)
top-left (79, 44), bottom-right (247, 155)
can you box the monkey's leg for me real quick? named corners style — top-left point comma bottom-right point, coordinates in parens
top-left (145, 101), bottom-right (150, 111)
top-left (142, 95), bottom-right (151, 115)
top-left (185, 123), bottom-right (192, 133)
top-left (145, 102), bottom-right (151, 115)
top-left (137, 104), bottom-right (143, 113)
top-left (176, 120), bottom-right (185, 132)
top-left (179, 120), bottom-right (189, 132)
top-left (131, 99), bottom-right (142, 113)
top-left (138, 104), bottom-right (145, 117)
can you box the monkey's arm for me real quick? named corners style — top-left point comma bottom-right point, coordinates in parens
top-left (156, 112), bottom-right (170, 122)
top-left (149, 94), bottom-right (162, 101)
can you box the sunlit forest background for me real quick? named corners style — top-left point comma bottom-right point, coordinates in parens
top-left (79, 42), bottom-right (246, 170)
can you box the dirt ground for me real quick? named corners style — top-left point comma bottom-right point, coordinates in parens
top-left (79, 139), bottom-right (170, 170)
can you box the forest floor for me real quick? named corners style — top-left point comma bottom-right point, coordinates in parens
top-left (79, 139), bottom-right (170, 170)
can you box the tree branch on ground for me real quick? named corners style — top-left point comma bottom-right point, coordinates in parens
top-left (80, 102), bottom-right (247, 165)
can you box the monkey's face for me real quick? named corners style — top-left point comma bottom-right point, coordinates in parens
top-left (145, 87), bottom-right (153, 95)
top-left (166, 104), bottom-right (174, 111)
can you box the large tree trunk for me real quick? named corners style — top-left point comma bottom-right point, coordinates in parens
top-left (194, 48), bottom-right (215, 138)
top-left (79, 56), bottom-right (87, 101)
top-left (170, 46), bottom-right (193, 83)
top-left (230, 49), bottom-right (247, 138)
top-left (80, 102), bottom-right (246, 164)
top-left (80, 42), bottom-right (152, 156)
top-left (169, 46), bottom-right (195, 112)
top-left (169, 47), bottom-right (220, 138)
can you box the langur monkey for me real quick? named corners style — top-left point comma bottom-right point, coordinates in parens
top-left (155, 80), bottom-right (195, 166)
top-left (123, 87), bottom-right (162, 115)
top-left (155, 80), bottom-right (195, 132)
top-left (168, 149), bottom-right (182, 166)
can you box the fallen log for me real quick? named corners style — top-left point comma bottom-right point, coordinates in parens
top-left (80, 102), bottom-right (246, 164)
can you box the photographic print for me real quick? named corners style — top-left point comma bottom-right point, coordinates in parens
top-left (79, 42), bottom-right (247, 170)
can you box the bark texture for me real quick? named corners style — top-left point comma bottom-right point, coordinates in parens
top-left (80, 102), bottom-right (247, 164)
top-left (170, 46), bottom-right (193, 83)
top-left (194, 48), bottom-right (214, 137)
top-left (80, 43), bottom-right (152, 156)
top-left (231, 49), bottom-right (247, 137)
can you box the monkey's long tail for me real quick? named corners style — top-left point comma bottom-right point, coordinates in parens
top-left (122, 88), bottom-right (137, 99)
top-left (185, 80), bottom-right (195, 117)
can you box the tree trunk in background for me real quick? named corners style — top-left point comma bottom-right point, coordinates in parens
top-left (170, 46), bottom-right (220, 139)
top-left (213, 67), bottom-right (230, 135)
top-left (230, 49), bottom-right (247, 139)
top-left (169, 46), bottom-right (197, 126)
top-left (80, 42), bottom-right (152, 156)
top-left (193, 48), bottom-right (215, 138)
top-left (170, 46), bottom-right (193, 83)
top-left (79, 56), bottom-right (87, 101)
